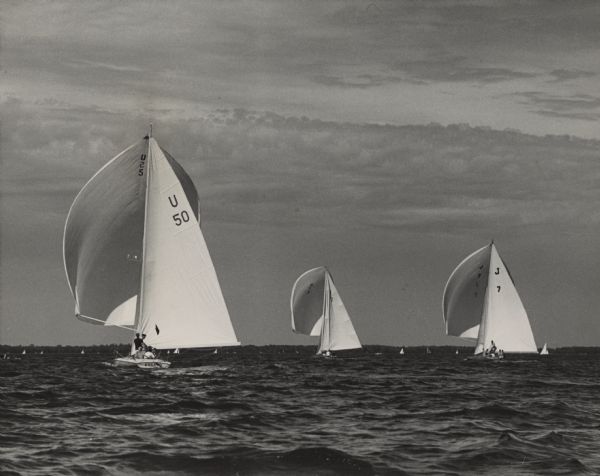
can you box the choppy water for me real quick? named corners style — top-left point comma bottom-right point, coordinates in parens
top-left (1, 346), bottom-right (599, 475)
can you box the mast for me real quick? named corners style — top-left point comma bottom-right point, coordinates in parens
top-left (134, 134), bottom-right (152, 334)
top-left (474, 242), bottom-right (494, 355)
top-left (319, 271), bottom-right (332, 353)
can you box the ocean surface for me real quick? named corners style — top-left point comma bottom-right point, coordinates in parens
top-left (1, 345), bottom-right (599, 475)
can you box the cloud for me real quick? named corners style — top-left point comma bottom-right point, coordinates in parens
top-left (3, 1), bottom-right (600, 140)
top-left (549, 69), bottom-right (596, 83)
top-left (311, 74), bottom-right (398, 89)
top-left (3, 98), bottom-right (598, 237)
top-left (515, 91), bottom-right (600, 121)
top-left (393, 56), bottom-right (537, 84)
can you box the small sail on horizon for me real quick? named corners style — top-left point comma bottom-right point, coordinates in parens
top-left (291, 267), bottom-right (361, 354)
top-left (540, 342), bottom-right (549, 355)
top-left (63, 134), bottom-right (240, 361)
top-left (399, 347), bottom-right (404, 355)
top-left (443, 242), bottom-right (537, 355)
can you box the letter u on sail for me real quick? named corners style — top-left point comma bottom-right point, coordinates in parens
top-left (442, 242), bottom-right (537, 354)
top-left (63, 134), bottom-right (239, 357)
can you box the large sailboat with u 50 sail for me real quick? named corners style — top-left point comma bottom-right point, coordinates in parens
top-left (63, 130), bottom-right (239, 368)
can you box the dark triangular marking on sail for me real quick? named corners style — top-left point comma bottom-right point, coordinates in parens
top-left (155, 325), bottom-right (160, 335)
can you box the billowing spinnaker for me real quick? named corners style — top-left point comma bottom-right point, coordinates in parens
top-left (63, 141), bottom-right (148, 325)
top-left (325, 276), bottom-right (361, 351)
top-left (291, 267), bottom-right (326, 336)
top-left (476, 244), bottom-right (537, 353)
top-left (137, 139), bottom-right (239, 349)
top-left (443, 245), bottom-right (491, 339)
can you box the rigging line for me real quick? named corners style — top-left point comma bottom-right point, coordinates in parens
top-left (77, 314), bottom-right (134, 331)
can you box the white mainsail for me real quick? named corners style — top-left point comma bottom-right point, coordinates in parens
top-left (63, 135), bottom-right (239, 351)
top-left (291, 267), bottom-right (361, 353)
top-left (443, 243), bottom-right (537, 354)
top-left (136, 139), bottom-right (238, 349)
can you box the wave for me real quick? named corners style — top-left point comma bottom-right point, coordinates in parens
top-left (2, 346), bottom-right (600, 474)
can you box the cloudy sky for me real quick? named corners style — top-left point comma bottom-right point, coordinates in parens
top-left (1, 1), bottom-right (599, 347)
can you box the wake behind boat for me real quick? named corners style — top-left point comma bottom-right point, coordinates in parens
top-left (443, 241), bottom-right (538, 359)
top-left (291, 267), bottom-right (362, 357)
top-left (63, 131), bottom-right (240, 368)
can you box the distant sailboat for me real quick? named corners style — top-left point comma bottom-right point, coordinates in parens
top-left (455, 349), bottom-right (459, 355)
top-left (63, 132), bottom-right (240, 369)
top-left (399, 347), bottom-right (405, 355)
top-left (291, 267), bottom-right (362, 356)
top-left (81, 349), bottom-right (85, 355)
top-left (443, 242), bottom-right (537, 356)
top-left (426, 347), bottom-right (432, 355)
top-left (173, 348), bottom-right (180, 354)
top-left (540, 342), bottom-right (549, 356)
top-left (22, 349), bottom-right (26, 355)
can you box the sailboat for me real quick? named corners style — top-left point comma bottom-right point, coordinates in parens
top-left (443, 242), bottom-right (537, 358)
top-left (81, 349), bottom-right (85, 355)
top-left (63, 132), bottom-right (240, 369)
top-left (291, 267), bottom-right (361, 356)
top-left (399, 347), bottom-right (405, 355)
top-left (22, 349), bottom-right (26, 355)
top-left (540, 342), bottom-right (549, 355)
top-left (173, 348), bottom-right (180, 354)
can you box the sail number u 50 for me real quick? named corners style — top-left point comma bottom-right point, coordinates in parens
top-left (168, 194), bottom-right (191, 226)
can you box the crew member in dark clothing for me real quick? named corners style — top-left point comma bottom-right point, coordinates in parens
top-left (133, 333), bottom-right (143, 350)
